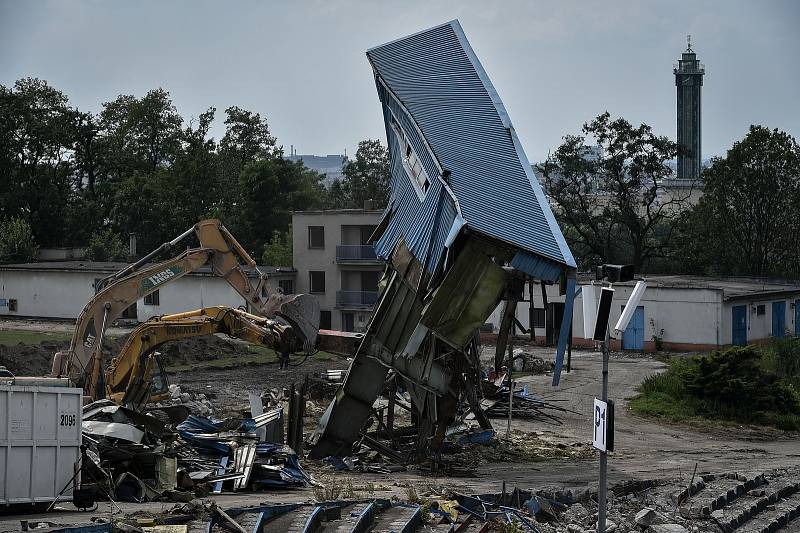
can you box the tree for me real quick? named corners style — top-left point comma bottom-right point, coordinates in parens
top-left (0, 79), bottom-right (76, 246)
top-left (236, 158), bottom-right (324, 255)
top-left (538, 112), bottom-right (690, 270)
top-left (0, 217), bottom-right (38, 263)
top-left (685, 126), bottom-right (800, 277)
top-left (86, 227), bottom-right (127, 262)
top-left (262, 227), bottom-right (293, 267)
top-left (332, 139), bottom-right (390, 209)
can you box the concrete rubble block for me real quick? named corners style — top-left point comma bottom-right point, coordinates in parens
top-left (567, 524), bottom-right (583, 533)
top-left (648, 525), bottom-right (689, 533)
top-left (710, 509), bottom-right (724, 521)
top-left (563, 503), bottom-right (591, 525)
top-left (635, 508), bottom-right (662, 527)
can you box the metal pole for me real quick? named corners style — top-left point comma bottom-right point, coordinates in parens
top-left (506, 320), bottom-right (514, 438)
top-left (597, 326), bottom-right (609, 533)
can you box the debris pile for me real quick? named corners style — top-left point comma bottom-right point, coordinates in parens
top-left (79, 396), bottom-right (312, 505)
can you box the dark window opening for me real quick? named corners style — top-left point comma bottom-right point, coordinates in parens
top-left (144, 290), bottom-right (160, 306)
top-left (319, 310), bottom-right (332, 330)
top-left (308, 226), bottom-right (325, 249)
top-left (278, 279), bottom-right (294, 295)
top-left (309, 271), bottom-right (326, 293)
top-left (756, 304), bottom-right (766, 316)
top-left (530, 308), bottom-right (546, 329)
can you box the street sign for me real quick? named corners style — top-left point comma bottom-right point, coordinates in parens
top-left (593, 398), bottom-right (614, 452)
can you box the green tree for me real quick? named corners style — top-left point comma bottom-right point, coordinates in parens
top-left (0, 79), bottom-right (76, 246)
top-left (0, 217), bottom-right (38, 263)
top-left (99, 88), bottom-right (184, 178)
top-left (262, 227), bottom-right (293, 267)
top-left (236, 158), bottom-right (324, 255)
top-left (685, 126), bottom-right (800, 277)
top-left (86, 227), bottom-right (127, 262)
top-left (332, 139), bottom-right (390, 209)
top-left (538, 112), bottom-right (690, 270)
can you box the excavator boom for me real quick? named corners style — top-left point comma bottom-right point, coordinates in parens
top-left (53, 219), bottom-right (319, 401)
top-left (104, 306), bottom-right (291, 410)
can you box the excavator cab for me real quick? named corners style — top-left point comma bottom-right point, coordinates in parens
top-left (148, 352), bottom-right (170, 403)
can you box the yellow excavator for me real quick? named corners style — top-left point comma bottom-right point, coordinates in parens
top-left (103, 305), bottom-right (291, 410)
top-left (50, 219), bottom-right (320, 403)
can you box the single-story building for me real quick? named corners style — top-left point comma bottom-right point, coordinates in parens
top-left (486, 275), bottom-right (800, 351)
top-left (0, 261), bottom-right (296, 323)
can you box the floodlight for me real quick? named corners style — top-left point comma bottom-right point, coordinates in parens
top-left (613, 281), bottom-right (648, 335)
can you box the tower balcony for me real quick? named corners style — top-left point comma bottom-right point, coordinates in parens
top-left (336, 290), bottom-right (379, 309)
top-left (336, 245), bottom-right (380, 263)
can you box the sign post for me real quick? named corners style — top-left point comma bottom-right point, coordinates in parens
top-left (596, 332), bottom-right (610, 533)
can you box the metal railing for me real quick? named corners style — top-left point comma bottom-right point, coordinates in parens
top-left (336, 245), bottom-right (378, 261)
top-left (336, 290), bottom-right (379, 308)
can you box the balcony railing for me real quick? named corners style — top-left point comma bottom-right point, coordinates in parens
top-left (336, 290), bottom-right (379, 308)
top-left (336, 245), bottom-right (378, 262)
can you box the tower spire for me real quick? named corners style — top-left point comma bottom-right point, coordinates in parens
top-left (686, 34), bottom-right (692, 52)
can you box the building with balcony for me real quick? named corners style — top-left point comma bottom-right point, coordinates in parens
top-left (292, 208), bottom-right (383, 332)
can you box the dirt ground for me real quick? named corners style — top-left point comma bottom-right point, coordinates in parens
top-left (2, 324), bottom-right (800, 530)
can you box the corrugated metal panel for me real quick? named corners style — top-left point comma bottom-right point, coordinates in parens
top-left (373, 87), bottom-right (458, 273)
top-left (510, 250), bottom-right (563, 283)
top-left (367, 20), bottom-right (576, 270)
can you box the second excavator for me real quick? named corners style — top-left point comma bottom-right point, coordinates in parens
top-left (103, 305), bottom-right (298, 410)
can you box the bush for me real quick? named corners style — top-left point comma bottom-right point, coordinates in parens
top-left (631, 343), bottom-right (800, 430)
top-left (261, 227), bottom-right (292, 267)
top-left (0, 217), bottom-right (39, 263)
top-left (86, 228), bottom-right (127, 261)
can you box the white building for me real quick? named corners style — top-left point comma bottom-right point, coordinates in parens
top-left (486, 276), bottom-right (800, 351)
top-left (0, 261), bottom-right (295, 322)
top-left (291, 209), bottom-right (383, 332)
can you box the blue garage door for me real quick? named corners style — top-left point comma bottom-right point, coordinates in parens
top-left (772, 301), bottom-right (786, 338)
top-left (622, 305), bottom-right (645, 351)
top-left (732, 305), bottom-right (747, 346)
top-left (796, 300), bottom-right (800, 336)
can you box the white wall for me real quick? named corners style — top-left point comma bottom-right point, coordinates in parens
top-left (722, 297), bottom-right (800, 345)
top-left (487, 283), bottom-right (724, 347)
top-left (0, 270), bottom-right (97, 319)
top-left (136, 275), bottom-right (248, 321)
top-left (0, 269), bottom-right (254, 323)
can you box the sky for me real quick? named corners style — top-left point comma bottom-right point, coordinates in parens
top-left (1, 0), bottom-right (798, 162)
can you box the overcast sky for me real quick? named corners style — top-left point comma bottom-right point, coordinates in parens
top-left (1, 0), bottom-right (798, 162)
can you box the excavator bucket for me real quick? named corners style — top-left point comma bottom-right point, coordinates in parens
top-left (278, 294), bottom-right (320, 354)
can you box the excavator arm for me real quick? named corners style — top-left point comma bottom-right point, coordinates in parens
top-left (53, 219), bottom-right (319, 401)
top-left (104, 306), bottom-right (295, 410)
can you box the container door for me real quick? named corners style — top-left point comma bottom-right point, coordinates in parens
top-left (622, 306), bottom-right (645, 351)
top-left (732, 305), bottom-right (747, 346)
top-left (772, 301), bottom-right (786, 338)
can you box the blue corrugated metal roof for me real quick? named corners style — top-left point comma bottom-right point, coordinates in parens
top-left (367, 20), bottom-right (576, 271)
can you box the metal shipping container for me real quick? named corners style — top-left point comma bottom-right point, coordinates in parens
top-left (1, 383), bottom-right (82, 506)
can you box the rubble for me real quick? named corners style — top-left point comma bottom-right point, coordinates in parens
top-left (78, 390), bottom-right (312, 506)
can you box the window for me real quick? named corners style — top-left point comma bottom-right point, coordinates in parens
top-left (342, 312), bottom-right (355, 332)
top-left (308, 226), bottom-right (325, 249)
top-left (278, 279), bottom-right (294, 295)
top-left (144, 290), bottom-right (160, 306)
top-left (390, 116), bottom-right (431, 199)
top-left (309, 271), bottom-right (326, 293)
top-left (756, 304), bottom-right (766, 316)
top-left (530, 308), bottom-right (546, 329)
top-left (319, 310), bottom-right (332, 330)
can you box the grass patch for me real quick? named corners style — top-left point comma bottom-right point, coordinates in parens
top-left (630, 339), bottom-right (800, 431)
top-left (0, 329), bottom-right (73, 345)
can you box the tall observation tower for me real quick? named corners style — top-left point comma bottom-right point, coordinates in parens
top-left (674, 36), bottom-right (705, 180)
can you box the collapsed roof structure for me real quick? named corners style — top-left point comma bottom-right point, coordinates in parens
top-left (309, 20), bottom-right (577, 459)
